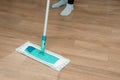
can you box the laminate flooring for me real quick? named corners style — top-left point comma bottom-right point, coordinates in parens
top-left (0, 0), bottom-right (120, 80)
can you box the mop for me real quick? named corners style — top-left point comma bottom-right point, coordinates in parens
top-left (16, 0), bottom-right (70, 71)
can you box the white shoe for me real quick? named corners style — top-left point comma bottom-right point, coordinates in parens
top-left (60, 4), bottom-right (74, 16)
top-left (52, 0), bottom-right (68, 8)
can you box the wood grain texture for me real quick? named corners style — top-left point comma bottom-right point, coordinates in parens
top-left (0, 0), bottom-right (120, 80)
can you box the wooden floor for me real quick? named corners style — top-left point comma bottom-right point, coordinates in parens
top-left (0, 0), bottom-right (120, 80)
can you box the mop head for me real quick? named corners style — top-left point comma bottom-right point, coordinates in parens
top-left (16, 41), bottom-right (70, 71)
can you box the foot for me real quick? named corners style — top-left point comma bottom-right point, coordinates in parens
top-left (52, 0), bottom-right (68, 8)
top-left (60, 4), bottom-right (74, 16)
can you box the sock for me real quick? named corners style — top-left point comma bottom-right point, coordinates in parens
top-left (60, 4), bottom-right (74, 16)
top-left (52, 0), bottom-right (68, 8)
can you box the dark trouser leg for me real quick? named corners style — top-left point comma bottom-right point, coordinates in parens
top-left (68, 0), bottom-right (74, 4)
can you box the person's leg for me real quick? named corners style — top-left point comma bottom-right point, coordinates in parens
top-left (60, 0), bottom-right (74, 16)
top-left (52, 0), bottom-right (68, 8)
top-left (68, 0), bottom-right (74, 4)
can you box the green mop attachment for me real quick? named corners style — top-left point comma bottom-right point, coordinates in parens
top-left (16, 0), bottom-right (70, 71)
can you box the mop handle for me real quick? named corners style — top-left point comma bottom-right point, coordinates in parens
top-left (43, 0), bottom-right (50, 36)
top-left (41, 0), bottom-right (50, 52)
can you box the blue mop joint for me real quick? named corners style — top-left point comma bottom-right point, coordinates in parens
top-left (41, 36), bottom-right (47, 52)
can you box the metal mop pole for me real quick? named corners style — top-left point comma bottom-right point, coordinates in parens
top-left (41, 0), bottom-right (50, 52)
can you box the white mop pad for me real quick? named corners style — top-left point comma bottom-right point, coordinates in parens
top-left (16, 41), bottom-right (70, 71)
